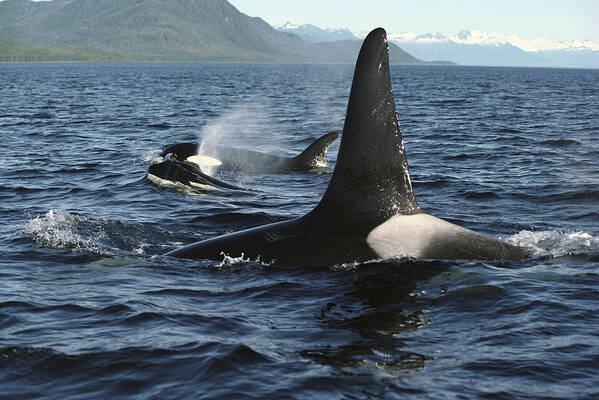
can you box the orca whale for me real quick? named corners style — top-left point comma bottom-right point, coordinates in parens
top-left (147, 154), bottom-right (246, 191)
top-left (165, 28), bottom-right (527, 265)
top-left (161, 131), bottom-right (338, 173)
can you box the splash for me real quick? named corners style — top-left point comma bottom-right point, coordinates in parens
top-left (330, 258), bottom-right (389, 272)
top-left (24, 210), bottom-right (103, 254)
top-left (23, 210), bottom-right (163, 257)
top-left (504, 230), bottom-right (599, 258)
top-left (140, 149), bottom-right (163, 164)
top-left (215, 252), bottom-right (274, 269)
top-left (218, 252), bottom-right (249, 266)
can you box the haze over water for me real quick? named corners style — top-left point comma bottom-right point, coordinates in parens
top-left (1, 62), bottom-right (598, 399)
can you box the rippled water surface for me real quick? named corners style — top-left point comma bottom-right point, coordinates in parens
top-left (1, 63), bottom-right (598, 399)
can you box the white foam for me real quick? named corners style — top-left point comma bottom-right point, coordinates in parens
top-left (504, 230), bottom-right (599, 258)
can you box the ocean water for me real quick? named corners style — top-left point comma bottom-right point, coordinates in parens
top-left (1, 62), bottom-right (598, 399)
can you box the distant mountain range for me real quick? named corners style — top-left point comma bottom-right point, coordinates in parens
top-left (0, 0), bottom-right (437, 64)
top-left (0, 1), bottom-right (594, 68)
top-left (277, 22), bottom-right (357, 43)
top-left (388, 30), bottom-right (599, 68)
top-left (278, 23), bottom-right (598, 69)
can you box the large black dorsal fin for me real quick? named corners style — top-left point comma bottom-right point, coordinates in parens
top-left (313, 28), bottom-right (419, 229)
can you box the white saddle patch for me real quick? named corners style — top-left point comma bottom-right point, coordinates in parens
top-left (366, 213), bottom-right (470, 259)
top-left (186, 155), bottom-right (222, 167)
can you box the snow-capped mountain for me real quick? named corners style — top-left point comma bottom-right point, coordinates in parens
top-left (388, 30), bottom-right (599, 52)
top-left (277, 22), bottom-right (356, 43)
top-left (387, 30), bottom-right (599, 68)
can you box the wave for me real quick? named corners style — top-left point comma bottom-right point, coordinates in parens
top-left (192, 211), bottom-right (280, 228)
top-left (543, 139), bottom-right (580, 147)
top-left (27, 112), bottom-right (55, 120)
top-left (0, 343), bottom-right (273, 399)
top-left (147, 123), bottom-right (171, 130)
top-left (429, 98), bottom-right (470, 105)
top-left (498, 128), bottom-right (521, 133)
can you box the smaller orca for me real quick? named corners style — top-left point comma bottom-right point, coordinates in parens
top-left (161, 131), bottom-right (339, 173)
top-left (147, 154), bottom-right (246, 191)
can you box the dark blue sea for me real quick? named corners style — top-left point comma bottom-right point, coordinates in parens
top-left (1, 62), bottom-right (598, 399)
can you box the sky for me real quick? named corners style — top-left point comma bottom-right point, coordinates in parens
top-left (228, 0), bottom-right (599, 43)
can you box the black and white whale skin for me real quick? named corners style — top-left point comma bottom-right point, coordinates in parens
top-left (147, 155), bottom-right (246, 191)
top-left (165, 28), bottom-right (528, 265)
top-left (161, 131), bottom-right (338, 173)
